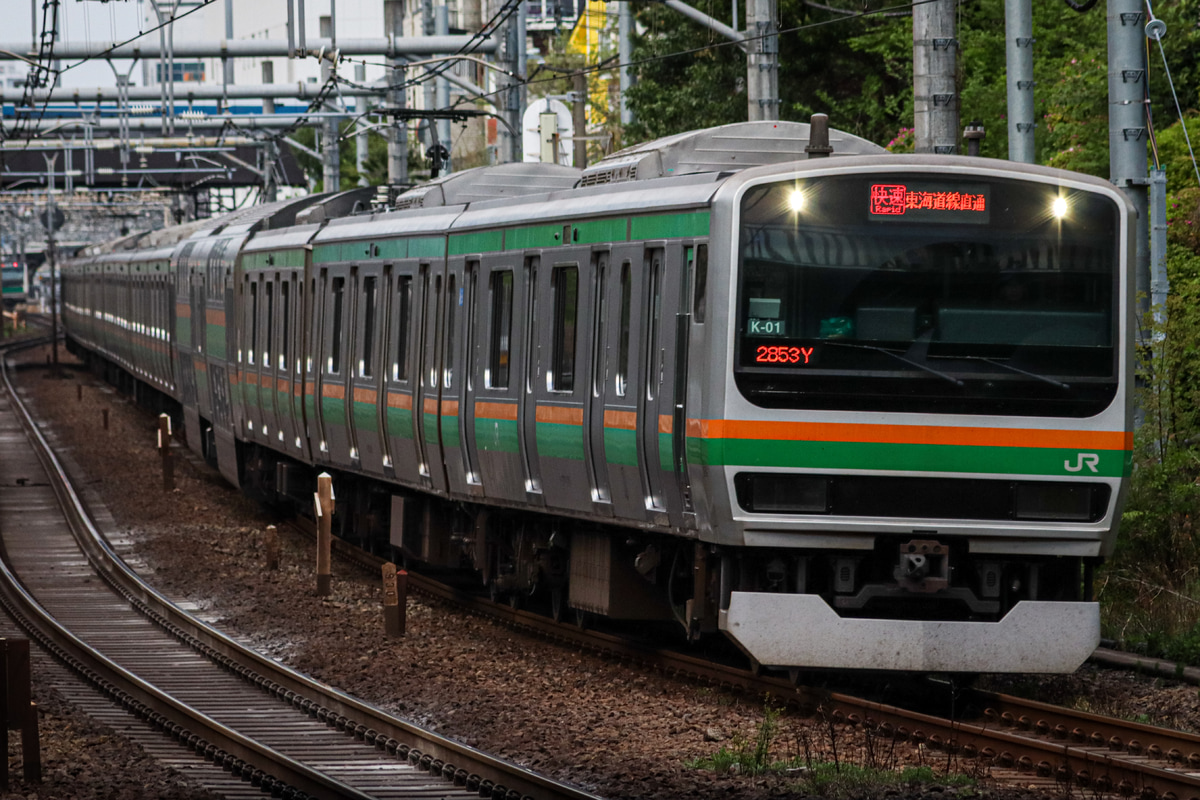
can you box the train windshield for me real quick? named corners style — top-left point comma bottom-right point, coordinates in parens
top-left (734, 173), bottom-right (1121, 416)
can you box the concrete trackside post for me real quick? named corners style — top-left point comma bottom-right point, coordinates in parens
top-left (158, 414), bottom-right (174, 492)
top-left (315, 474), bottom-right (334, 596)
top-left (382, 562), bottom-right (406, 636)
top-left (0, 638), bottom-right (40, 788)
top-left (265, 525), bottom-right (280, 571)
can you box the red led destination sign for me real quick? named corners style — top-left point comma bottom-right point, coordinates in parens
top-left (754, 345), bottom-right (815, 365)
top-left (868, 182), bottom-right (990, 223)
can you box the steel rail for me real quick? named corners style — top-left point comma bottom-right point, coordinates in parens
top-left (1, 349), bottom-right (604, 800)
top-left (314, 522), bottom-right (1200, 800)
top-left (0, 348), bottom-right (374, 800)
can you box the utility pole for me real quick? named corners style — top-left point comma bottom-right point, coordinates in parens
top-left (913, 0), bottom-right (958, 153)
top-left (384, 0), bottom-right (409, 184)
top-left (355, 62), bottom-right (369, 186)
top-left (745, 0), bottom-right (779, 121)
top-left (1108, 0), bottom-right (1150, 324)
top-left (319, 16), bottom-right (341, 192)
top-left (572, 71), bottom-right (588, 168)
top-left (619, 1), bottom-right (633, 128)
top-left (435, 5), bottom-right (453, 175)
top-left (1005, 0), bottom-right (1035, 162)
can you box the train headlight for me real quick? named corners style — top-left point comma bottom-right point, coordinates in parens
top-left (1051, 196), bottom-right (1069, 219)
top-left (788, 189), bottom-right (806, 213)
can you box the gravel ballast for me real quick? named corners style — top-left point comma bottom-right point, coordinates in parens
top-left (8, 346), bottom-right (1199, 799)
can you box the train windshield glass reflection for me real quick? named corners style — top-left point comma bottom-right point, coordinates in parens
top-left (734, 173), bottom-right (1121, 417)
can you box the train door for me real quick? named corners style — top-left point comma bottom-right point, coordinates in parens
top-left (638, 244), bottom-right (695, 529)
top-left (595, 245), bottom-right (650, 524)
top-left (275, 271), bottom-right (299, 455)
top-left (261, 275), bottom-right (282, 446)
top-left (473, 256), bottom-right (527, 504)
top-left (315, 264), bottom-right (354, 468)
top-left (438, 261), bottom-right (467, 494)
top-left (585, 250), bottom-right (614, 516)
top-left (518, 256), bottom-right (544, 503)
top-left (348, 264), bottom-right (386, 475)
top-left (175, 243), bottom-right (204, 459)
top-left (242, 272), bottom-right (263, 443)
top-left (382, 262), bottom-right (423, 488)
top-left (531, 248), bottom-right (594, 515)
top-left (457, 259), bottom-right (484, 496)
top-left (433, 257), bottom-right (484, 496)
top-left (212, 239), bottom-right (241, 488)
top-left (415, 263), bottom-right (448, 493)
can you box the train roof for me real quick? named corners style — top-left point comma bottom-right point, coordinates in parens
top-left (388, 162), bottom-right (581, 210)
top-left (578, 120), bottom-right (887, 187)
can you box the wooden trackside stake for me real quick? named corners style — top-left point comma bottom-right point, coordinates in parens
top-left (265, 525), bottom-right (279, 571)
top-left (0, 638), bottom-right (40, 789)
top-left (102, 408), bottom-right (109, 431)
top-left (315, 473), bottom-right (334, 596)
top-left (382, 563), bottom-right (406, 636)
top-left (158, 414), bottom-right (174, 492)
top-left (76, 384), bottom-right (82, 402)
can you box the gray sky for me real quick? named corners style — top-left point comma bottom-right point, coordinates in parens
top-left (13, 0), bottom-right (153, 87)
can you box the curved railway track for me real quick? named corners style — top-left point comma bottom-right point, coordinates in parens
top-left (315, 480), bottom-right (1200, 800)
top-left (0, 342), bottom-right (604, 800)
top-left (7, 335), bottom-right (1200, 800)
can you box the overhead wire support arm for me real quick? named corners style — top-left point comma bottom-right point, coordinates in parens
top-left (661, 0), bottom-right (748, 51)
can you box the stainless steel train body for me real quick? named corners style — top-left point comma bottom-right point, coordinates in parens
top-left (61, 121), bottom-right (1135, 673)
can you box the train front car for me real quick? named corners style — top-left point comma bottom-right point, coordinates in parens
top-left (702, 158), bottom-right (1134, 673)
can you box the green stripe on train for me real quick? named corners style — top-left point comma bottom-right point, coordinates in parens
top-left (475, 417), bottom-right (519, 453)
top-left (631, 211), bottom-right (710, 240)
top-left (685, 438), bottom-right (1132, 478)
top-left (536, 422), bottom-right (585, 461)
top-left (386, 407), bottom-right (414, 439)
top-left (352, 400), bottom-right (379, 434)
top-left (603, 428), bottom-right (638, 467)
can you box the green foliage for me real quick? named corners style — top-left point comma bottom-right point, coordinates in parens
top-left (799, 763), bottom-right (975, 800)
top-left (1157, 117), bottom-right (1200, 200)
top-left (623, 0), bottom-right (1200, 162)
top-left (686, 701), bottom-right (782, 775)
top-left (1103, 187), bottom-right (1200, 663)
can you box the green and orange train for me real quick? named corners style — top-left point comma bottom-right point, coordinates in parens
top-left (62, 120), bottom-right (1135, 673)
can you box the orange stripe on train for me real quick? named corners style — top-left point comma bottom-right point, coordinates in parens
top-left (685, 419), bottom-right (1132, 450)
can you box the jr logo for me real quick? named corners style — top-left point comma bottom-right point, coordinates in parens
top-left (1064, 453), bottom-right (1100, 473)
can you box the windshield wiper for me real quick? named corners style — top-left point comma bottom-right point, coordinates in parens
top-left (824, 341), bottom-right (964, 387)
top-left (927, 354), bottom-right (1071, 390)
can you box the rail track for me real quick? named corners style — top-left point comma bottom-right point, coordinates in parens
top-left (314, 471), bottom-right (1200, 800)
top-left (0, 341), bottom-right (604, 800)
top-left (7, 335), bottom-right (1200, 800)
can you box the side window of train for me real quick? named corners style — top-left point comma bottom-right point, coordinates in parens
top-left (550, 264), bottom-right (579, 393)
top-left (465, 261), bottom-right (479, 392)
top-left (524, 256), bottom-right (539, 394)
top-left (591, 253), bottom-right (608, 397)
top-left (693, 244), bottom-right (708, 323)
top-left (329, 275), bottom-right (345, 375)
top-left (392, 275), bottom-right (412, 382)
top-left (280, 279), bottom-right (290, 371)
top-left (616, 261), bottom-right (632, 397)
top-left (445, 273), bottom-right (457, 389)
top-left (248, 277), bottom-right (258, 365)
top-left (265, 279), bottom-right (275, 369)
top-left (488, 269), bottom-right (513, 390)
top-left (645, 249), bottom-right (664, 400)
top-left (361, 275), bottom-right (377, 378)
